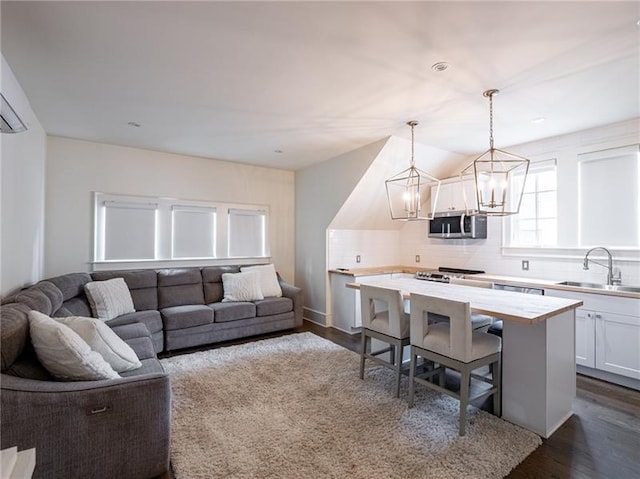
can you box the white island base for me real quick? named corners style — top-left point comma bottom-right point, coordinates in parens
top-left (502, 309), bottom-right (576, 438)
top-left (347, 277), bottom-right (582, 438)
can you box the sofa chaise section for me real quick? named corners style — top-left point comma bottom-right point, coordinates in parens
top-left (0, 284), bottom-right (170, 479)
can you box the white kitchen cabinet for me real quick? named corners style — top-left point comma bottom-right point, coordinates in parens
top-left (431, 176), bottom-right (477, 213)
top-left (329, 273), bottom-right (391, 334)
top-left (575, 309), bottom-right (596, 368)
top-left (546, 288), bottom-right (640, 385)
top-left (595, 311), bottom-right (640, 379)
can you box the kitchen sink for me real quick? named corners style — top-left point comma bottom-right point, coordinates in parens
top-left (557, 281), bottom-right (640, 293)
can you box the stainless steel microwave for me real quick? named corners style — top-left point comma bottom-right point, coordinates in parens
top-left (428, 211), bottom-right (487, 239)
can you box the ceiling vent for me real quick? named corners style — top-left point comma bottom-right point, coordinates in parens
top-left (0, 93), bottom-right (28, 134)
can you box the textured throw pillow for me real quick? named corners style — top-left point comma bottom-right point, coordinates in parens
top-left (240, 264), bottom-right (282, 298)
top-left (84, 278), bottom-right (135, 321)
top-left (28, 311), bottom-right (120, 381)
top-left (222, 271), bottom-right (264, 302)
top-left (57, 316), bottom-right (141, 372)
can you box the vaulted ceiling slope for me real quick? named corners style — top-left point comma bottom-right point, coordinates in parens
top-left (1, 1), bottom-right (638, 170)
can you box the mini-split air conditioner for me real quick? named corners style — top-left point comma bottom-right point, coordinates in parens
top-left (0, 93), bottom-right (28, 133)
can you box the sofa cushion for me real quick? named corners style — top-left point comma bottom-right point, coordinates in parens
top-left (57, 316), bottom-right (141, 373)
top-left (28, 311), bottom-right (120, 381)
top-left (108, 310), bottom-right (163, 334)
top-left (0, 303), bottom-right (31, 371)
top-left (221, 271), bottom-right (263, 302)
top-left (160, 305), bottom-right (213, 331)
top-left (35, 281), bottom-right (64, 313)
top-left (54, 297), bottom-right (93, 318)
top-left (121, 336), bottom-right (157, 361)
top-left (157, 268), bottom-right (204, 308)
top-left (85, 278), bottom-right (136, 321)
top-left (210, 302), bottom-right (256, 322)
top-left (241, 264), bottom-right (282, 298)
top-left (92, 270), bottom-right (158, 310)
top-left (47, 272), bottom-right (92, 301)
top-left (254, 297), bottom-right (293, 317)
top-left (120, 357), bottom-right (164, 377)
top-left (202, 266), bottom-right (240, 303)
top-left (11, 288), bottom-right (52, 315)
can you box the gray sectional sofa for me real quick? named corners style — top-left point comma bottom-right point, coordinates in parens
top-left (0, 265), bottom-right (302, 479)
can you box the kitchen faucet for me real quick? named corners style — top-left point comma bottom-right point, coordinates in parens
top-left (583, 247), bottom-right (622, 286)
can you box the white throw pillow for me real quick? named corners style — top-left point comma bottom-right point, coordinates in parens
top-left (28, 311), bottom-right (120, 381)
top-left (241, 264), bottom-right (282, 298)
top-left (221, 271), bottom-right (264, 302)
top-left (84, 278), bottom-right (135, 321)
top-left (57, 316), bottom-right (141, 373)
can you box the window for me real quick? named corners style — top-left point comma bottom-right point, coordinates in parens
top-left (98, 199), bottom-right (157, 261)
top-left (506, 160), bottom-right (557, 247)
top-left (578, 145), bottom-right (639, 247)
top-left (171, 206), bottom-right (216, 259)
top-left (228, 208), bottom-right (267, 258)
top-left (94, 193), bottom-right (270, 263)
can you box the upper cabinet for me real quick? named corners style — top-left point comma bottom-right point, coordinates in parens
top-left (431, 176), bottom-right (478, 213)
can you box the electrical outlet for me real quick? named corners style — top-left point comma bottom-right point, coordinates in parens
top-left (522, 260), bottom-right (529, 271)
top-left (415, 255), bottom-right (421, 263)
top-left (356, 255), bottom-right (361, 264)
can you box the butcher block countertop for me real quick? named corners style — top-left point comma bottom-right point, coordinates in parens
top-left (475, 274), bottom-right (640, 299)
top-left (347, 276), bottom-right (583, 325)
top-left (329, 266), bottom-right (640, 299)
top-left (328, 266), bottom-right (421, 277)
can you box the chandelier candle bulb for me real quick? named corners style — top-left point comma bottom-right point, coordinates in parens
top-left (385, 121), bottom-right (441, 221)
top-left (461, 89), bottom-right (530, 216)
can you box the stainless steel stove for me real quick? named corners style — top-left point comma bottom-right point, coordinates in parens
top-left (414, 267), bottom-right (485, 283)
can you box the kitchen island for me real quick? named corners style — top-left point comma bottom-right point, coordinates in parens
top-left (347, 276), bottom-right (583, 438)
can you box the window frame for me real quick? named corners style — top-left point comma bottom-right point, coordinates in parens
top-left (93, 192), bottom-right (271, 267)
top-left (504, 159), bottom-right (558, 248)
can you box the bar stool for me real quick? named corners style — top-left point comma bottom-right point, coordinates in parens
top-left (448, 277), bottom-right (496, 332)
top-left (359, 284), bottom-right (410, 398)
top-left (408, 293), bottom-right (502, 436)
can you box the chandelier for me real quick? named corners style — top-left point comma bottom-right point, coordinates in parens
top-left (385, 121), bottom-right (441, 221)
top-left (461, 89), bottom-right (529, 216)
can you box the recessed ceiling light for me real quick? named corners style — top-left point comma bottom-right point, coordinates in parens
top-left (431, 62), bottom-right (449, 72)
top-left (532, 117), bottom-right (546, 124)
top-left (127, 121), bottom-right (141, 128)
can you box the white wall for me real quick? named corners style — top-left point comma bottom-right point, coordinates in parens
top-left (45, 137), bottom-right (295, 282)
top-left (327, 229), bottom-right (402, 270)
top-left (295, 138), bottom-right (387, 325)
top-left (1, 55), bottom-right (47, 296)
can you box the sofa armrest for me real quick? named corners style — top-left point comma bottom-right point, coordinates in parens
top-left (1, 372), bottom-right (171, 479)
top-left (278, 276), bottom-right (303, 327)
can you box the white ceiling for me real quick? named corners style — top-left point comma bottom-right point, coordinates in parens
top-left (2, 1), bottom-right (638, 170)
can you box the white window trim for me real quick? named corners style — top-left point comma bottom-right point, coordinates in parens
top-left (501, 246), bottom-right (640, 263)
top-left (504, 159), bottom-right (558, 248)
top-left (93, 192), bottom-right (271, 269)
top-left (227, 208), bottom-right (269, 259)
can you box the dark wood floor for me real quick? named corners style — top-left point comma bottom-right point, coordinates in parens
top-left (163, 321), bottom-right (640, 479)
top-left (298, 321), bottom-right (640, 479)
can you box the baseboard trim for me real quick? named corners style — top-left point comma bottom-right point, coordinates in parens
top-left (577, 365), bottom-right (640, 391)
top-left (303, 307), bottom-right (327, 327)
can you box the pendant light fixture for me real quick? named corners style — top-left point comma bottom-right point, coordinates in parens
top-left (461, 89), bottom-right (529, 216)
top-left (385, 121), bottom-right (441, 221)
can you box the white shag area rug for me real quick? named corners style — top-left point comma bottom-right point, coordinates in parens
top-left (161, 332), bottom-right (541, 479)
